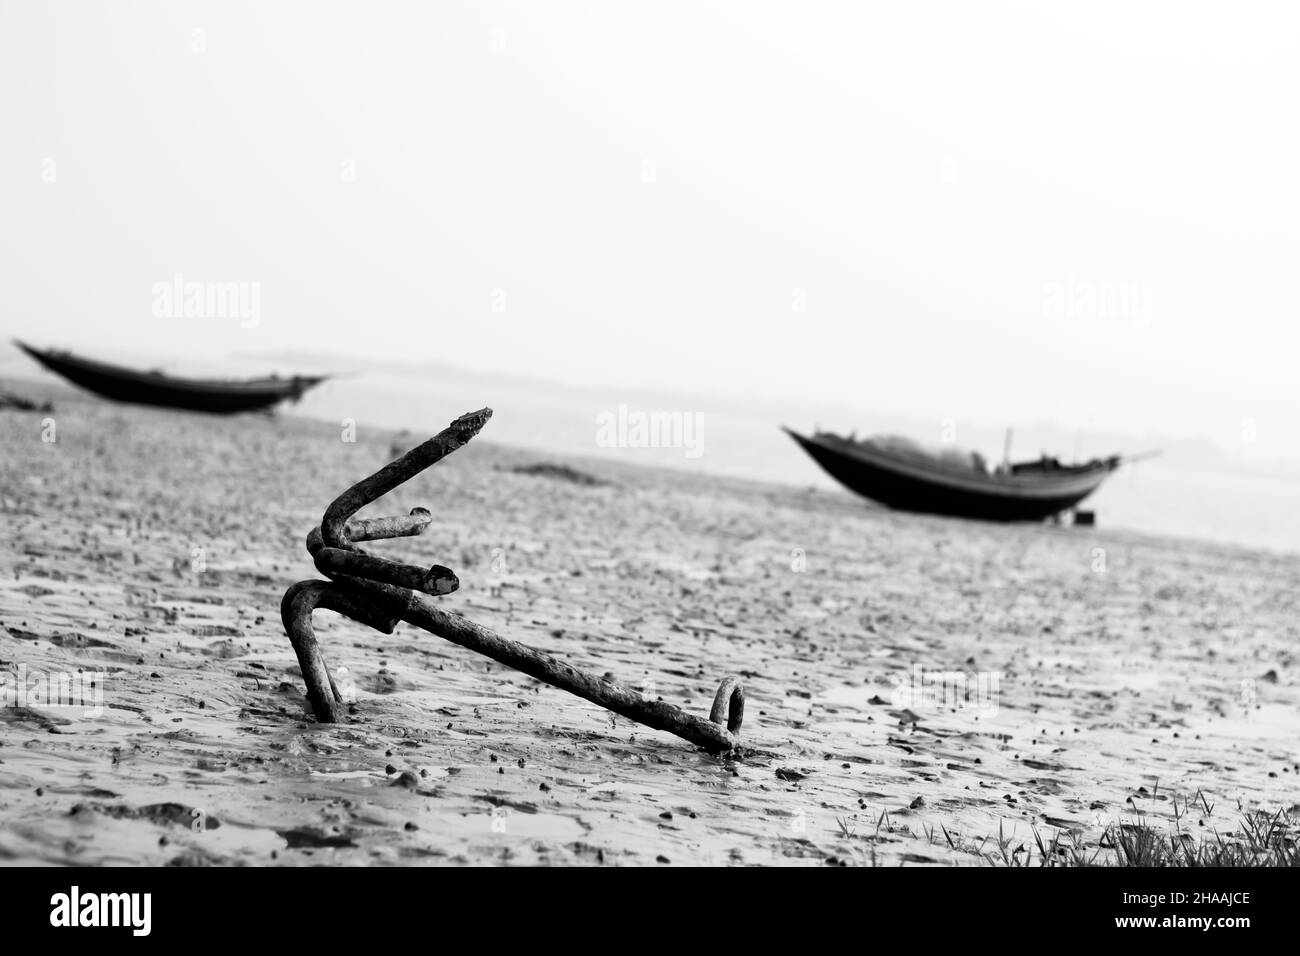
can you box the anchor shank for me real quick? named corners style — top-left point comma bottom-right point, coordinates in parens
top-left (396, 592), bottom-right (737, 753)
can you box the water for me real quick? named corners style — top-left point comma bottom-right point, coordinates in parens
top-left (289, 369), bottom-right (1300, 556)
top-left (6, 347), bottom-right (1297, 555)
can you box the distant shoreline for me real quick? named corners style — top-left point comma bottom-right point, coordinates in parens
top-left (4, 372), bottom-right (1296, 559)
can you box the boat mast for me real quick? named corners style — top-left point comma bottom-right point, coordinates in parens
top-left (1002, 427), bottom-right (1013, 469)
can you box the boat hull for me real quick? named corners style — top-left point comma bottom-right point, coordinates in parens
top-left (15, 342), bottom-right (325, 414)
top-left (785, 428), bottom-right (1115, 522)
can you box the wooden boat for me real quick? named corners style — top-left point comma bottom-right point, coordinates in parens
top-left (784, 427), bottom-right (1130, 522)
top-left (14, 341), bottom-right (327, 415)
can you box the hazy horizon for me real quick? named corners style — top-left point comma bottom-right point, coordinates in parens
top-left (7, 349), bottom-right (1300, 554)
top-left (5, 2), bottom-right (1298, 465)
top-left (5, 339), bottom-right (1297, 482)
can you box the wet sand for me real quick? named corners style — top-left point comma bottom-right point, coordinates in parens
top-left (1, 382), bottom-right (1297, 866)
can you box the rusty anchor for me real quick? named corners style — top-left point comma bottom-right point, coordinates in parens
top-left (281, 408), bottom-right (745, 753)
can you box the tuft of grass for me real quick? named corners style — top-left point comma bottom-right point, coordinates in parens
top-left (835, 792), bottom-right (1296, 867)
top-left (1107, 808), bottom-right (1299, 867)
top-left (981, 805), bottom-right (1299, 867)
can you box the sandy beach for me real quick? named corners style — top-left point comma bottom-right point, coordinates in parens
top-left (2, 382), bottom-right (1297, 866)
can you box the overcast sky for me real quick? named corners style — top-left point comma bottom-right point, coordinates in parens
top-left (4, 2), bottom-right (1297, 461)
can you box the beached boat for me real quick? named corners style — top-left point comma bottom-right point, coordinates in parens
top-left (14, 341), bottom-right (327, 414)
top-left (783, 427), bottom-right (1129, 521)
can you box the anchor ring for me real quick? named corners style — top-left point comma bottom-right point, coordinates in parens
top-left (709, 676), bottom-right (745, 735)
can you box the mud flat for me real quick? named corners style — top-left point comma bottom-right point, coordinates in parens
top-left (1, 384), bottom-right (1296, 865)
